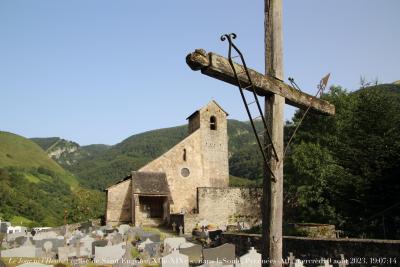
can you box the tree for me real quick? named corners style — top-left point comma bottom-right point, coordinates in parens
top-left (284, 84), bottom-right (400, 238)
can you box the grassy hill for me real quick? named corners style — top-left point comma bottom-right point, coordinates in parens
top-left (0, 132), bottom-right (103, 226)
top-left (0, 132), bottom-right (78, 187)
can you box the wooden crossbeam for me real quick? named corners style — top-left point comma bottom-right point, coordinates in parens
top-left (186, 49), bottom-right (335, 115)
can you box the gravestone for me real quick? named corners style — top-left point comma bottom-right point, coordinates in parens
top-left (203, 243), bottom-right (235, 265)
top-left (14, 236), bottom-right (26, 246)
top-left (34, 238), bottom-right (64, 255)
top-left (161, 250), bottom-right (189, 267)
top-left (43, 241), bottom-right (53, 255)
top-left (80, 235), bottom-right (95, 257)
top-left (179, 244), bottom-right (202, 264)
top-left (287, 253), bottom-right (305, 267)
top-left (126, 229), bottom-right (137, 241)
top-left (118, 224), bottom-right (131, 235)
top-left (138, 232), bottom-right (160, 242)
top-left (57, 246), bottom-right (70, 261)
top-left (110, 231), bottom-right (123, 245)
top-left (198, 262), bottom-right (223, 267)
top-left (138, 238), bottom-right (153, 251)
top-left (288, 252), bottom-right (295, 267)
top-left (199, 227), bottom-right (208, 239)
top-left (172, 222), bottom-right (177, 232)
top-left (94, 243), bottom-right (125, 264)
top-left (67, 232), bottom-right (84, 246)
top-left (318, 259), bottom-right (333, 267)
top-left (14, 236), bottom-right (35, 246)
top-left (130, 226), bottom-right (147, 242)
top-left (92, 230), bottom-right (105, 238)
top-left (1, 241), bottom-right (37, 258)
top-left (294, 261), bottom-right (305, 267)
top-left (145, 242), bottom-right (161, 258)
top-left (338, 254), bottom-right (348, 267)
top-left (78, 221), bottom-right (92, 234)
top-left (239, 247), bottom-right (261, 267)
top-left (6, 232), bottom-right (26, 242)
top-left (179, 225), bottom-right (184, 236)
top-left (99, 225), bottom-right (113, 233)
top-left (92, 240), bottom-right (108, 255)
top-left (164, 237), bottom-right (186, 253)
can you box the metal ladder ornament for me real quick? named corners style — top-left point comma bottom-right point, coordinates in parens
top-left (221, 33), bottom-right (279, 180)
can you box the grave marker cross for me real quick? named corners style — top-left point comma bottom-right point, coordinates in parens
top-left (186, 1), bottom-right (335, 266)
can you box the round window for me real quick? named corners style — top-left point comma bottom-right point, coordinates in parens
top-left (181, 168), bottom-right (190, 177)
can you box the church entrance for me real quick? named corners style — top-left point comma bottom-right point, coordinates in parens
top-left (139, 195), bottom-right (166, 218)
top-left (137, 195), bottom-right (169, 226)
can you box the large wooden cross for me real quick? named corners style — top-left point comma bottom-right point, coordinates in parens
top-left (186, 1), bottom-right (334, 266)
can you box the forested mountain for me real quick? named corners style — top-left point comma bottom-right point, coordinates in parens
top-left (0, 132), bottom-right (104, 227)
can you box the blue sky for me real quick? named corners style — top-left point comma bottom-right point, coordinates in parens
top-left (1, 1), bottom-right (399, 145)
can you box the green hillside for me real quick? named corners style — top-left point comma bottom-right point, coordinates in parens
top-left (0, 132), bottom-right (103, 226)
top-left (1, 133), bottom-right (65, 174)
top-left (0, 132), bottom-right (78, 187)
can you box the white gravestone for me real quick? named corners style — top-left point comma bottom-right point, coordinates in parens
top-left (318, 259), bottom-right (333, 267)
top-left (94, 243), bottom-right (125, 264)
top-left (239, 247), bottom-right (261, 267)
top-left (163, 237), bottom-right (186, 253)
top-left (161, 249), bottom-right (189, 267)
top-left (118, 224), bottom-right (130, 235)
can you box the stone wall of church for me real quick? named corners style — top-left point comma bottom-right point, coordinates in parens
top-left (106, 179), bottom-right (132, 226)
top-left (139, 130), bottom-right (208, 214)
top-left (199, 102), bottom-right (229, 188)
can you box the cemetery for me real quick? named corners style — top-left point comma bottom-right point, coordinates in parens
top-left (1, 218), bottom-right (399, 267)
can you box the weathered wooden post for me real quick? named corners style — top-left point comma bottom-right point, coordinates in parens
top-left (263, 0), bottom-right (284, 266)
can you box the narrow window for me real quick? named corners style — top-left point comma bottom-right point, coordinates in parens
top-left (183, 149), bottom-right (187, 161)
top-left (210, 116), bottom-right (217, 130)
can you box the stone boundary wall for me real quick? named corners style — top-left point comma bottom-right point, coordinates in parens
top-left (176, 188), bottom-right (262, 234)
top-left (196, 187), bottom-right (262, 228)
top-left (222, 233), bottom-right (400, 266)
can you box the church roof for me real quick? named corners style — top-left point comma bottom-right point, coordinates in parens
top-left (105, 175), bottom-right (132, 190)
top-left (131, 171), bottom-right (170, 195)
top-left (186, 100), bottom-right (229, 120)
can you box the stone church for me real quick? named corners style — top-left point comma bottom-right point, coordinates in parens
top-left (105, 100), bottom-right (261, 232)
